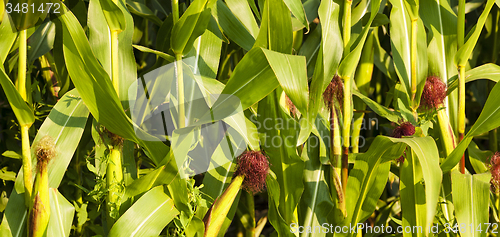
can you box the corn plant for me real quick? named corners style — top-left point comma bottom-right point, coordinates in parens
top-left (1, 0), bottom-right (500, 236)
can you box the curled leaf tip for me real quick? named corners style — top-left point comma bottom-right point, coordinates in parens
top-left (323, 75), bottom-right (344, 109)
top-left (421, 76), bottom-right (447, 110)
top-left (234, 150), bottom-right (269, 194)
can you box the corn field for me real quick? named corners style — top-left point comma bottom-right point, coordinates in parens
top-left (1, 0), bottom-right (500, 236)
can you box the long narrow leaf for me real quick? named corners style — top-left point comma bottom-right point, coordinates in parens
top-left (451, 171), bottom-right (491, 237)
top-left (46, 189), bottom-right (75, 237)
top-left (109, 186), bottom-right (179, 237)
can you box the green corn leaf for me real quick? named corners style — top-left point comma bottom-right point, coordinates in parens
top-left (123, 161), bottom-right (178, 199)
top-left (420, 0), bottom-right (457, 82)
top-left (316, 0), bottom-right (343, 82)
top-left (442, 80), bottom-right (500, 172)
top-left (53, 2), bottom-right (169, 165)
top-left (303, 0), bottom-right (343, 144)
top-left (27, 21), bottom-right (55, 63)
top-left (31, 89), bottom-right (88, 189)
top-left (212, 0), bottom-right (255, 51)
top-left (338, 0), bottom-right (381, 78)
top-left (420, 0), bottom-right (458, 128)
top-left (188, 16), bottom-right (223, 80)
top-left (0, 189), bottom-right (27, 237)
top-left (266, 170), bottom-right (295, 237)
top-left (468, 141), bottom-right (491, 174)
top-left (258, 90), bottom-right (305, 232)
top-left (351, 0), bottom-right (370, 26)
top-left (192, 75), bottom-right (259, 150)
top-left (253, 0), bottom-right (293, 53)
top-left (215, 47), bottom-right (278, 111)
top-left (303, 0), bottom-right (321, 23)
top-left (100, 0), bottom-right (126, 32)
top-left (298, 135), bottom-right (334, 237)
top-left (283, 0), bottom-right (309, 31)
top-left (447, 63), bottom-right (500, 93)
top-left (2, 89), bottom-right (88, 236)
top-left (108, 186), bottom-right (179, 237)
top-left (0, 13), bottom-right (17, 64)
top-left (352, 90), bottom-right (403, 123)
top-left (262, 48), bottom-right (309, 116)
top-left (225, 0), bottom-right (259, 37)
top-left (212, 48), bottom-right (308, 129)
top-left (337, 136), bottom-right (405, 237)
top-left (88, 0), bottom-right (137, 105)
top-left (298, 25), bottom-right (321, 78)
top-left (0, 15), bottom-right (31, 127)
top-left (0, 69), bottom-right (34, 127)
top-left (14, 89), bottom-right (88, 193)
top-left (388, 0), bottom-right (412, 93)
top-left (171, 0), bottom-right (211, 55)
top-left (399, 151), bottom-right (426, 237)
top-left (388, 0), bottom-right (427, 100)
top-left (125, 0), bottom-right (163, 26)
top-left (46, 189), bottom-right (75, 237)
top-left (339, 136), bottom-right (441, 237)
top-left (155, 14), bottom-right (174, 53)
top-left (373, 31), bottom-right (397, 81)
top-left (132, 45), bottom-right (175, 63)
top-left (185, 216), bottom-right (205, 237)
top-left (451, 171), bottom-right (491, 237)
top-left (454, 0), bottom-right (496, 67)
top-left (8, 0), bottom-right (47, 31)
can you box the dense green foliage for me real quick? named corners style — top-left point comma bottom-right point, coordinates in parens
top-left (1, 0), bottom-right (500, 236)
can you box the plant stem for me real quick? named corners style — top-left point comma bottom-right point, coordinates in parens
top-left (18, 29), bottom-right (28, 101)
top-left (489, 8), bottom-right (499, 152)
top-left (21, 125), bottom-right (33, 201)
top-left (18, 29), bottom-right (33, 203)
top-left (410, 19), bottom-right (418, 103)
top-left (457, 0), bottom-right (465, 48)
top-left (172, 0), bottom-right (180, 24)
top-left (342, 76), bottom-right (352, 196)
top-left (176, 54), bottom-right (186, 128)
top-left (107, 30), bottom-right (124, 224)
top-left (243, 191), bottom-right (255, 237)
top-left (75, 147), bottom-right (84, 235)
top-left (458, 65), bottom-right (466, 173)
top-left (343, 0), bottom-right (352, 56)
top-left (437, 109), bottom-right (456, 156)
top-left (111, 30), bottom-right (120, 95)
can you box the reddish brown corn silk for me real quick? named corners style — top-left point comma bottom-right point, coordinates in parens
top-left (392, 122), bottom-right (416, 138)
top-left (421, 76), bottom-right (447, 109)
top-left (489, 152), bottom-right (500, 192)
top-left (323, 75), bottom-right (344, 109)
top-left (234, 151), bottom-right (270, 194)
